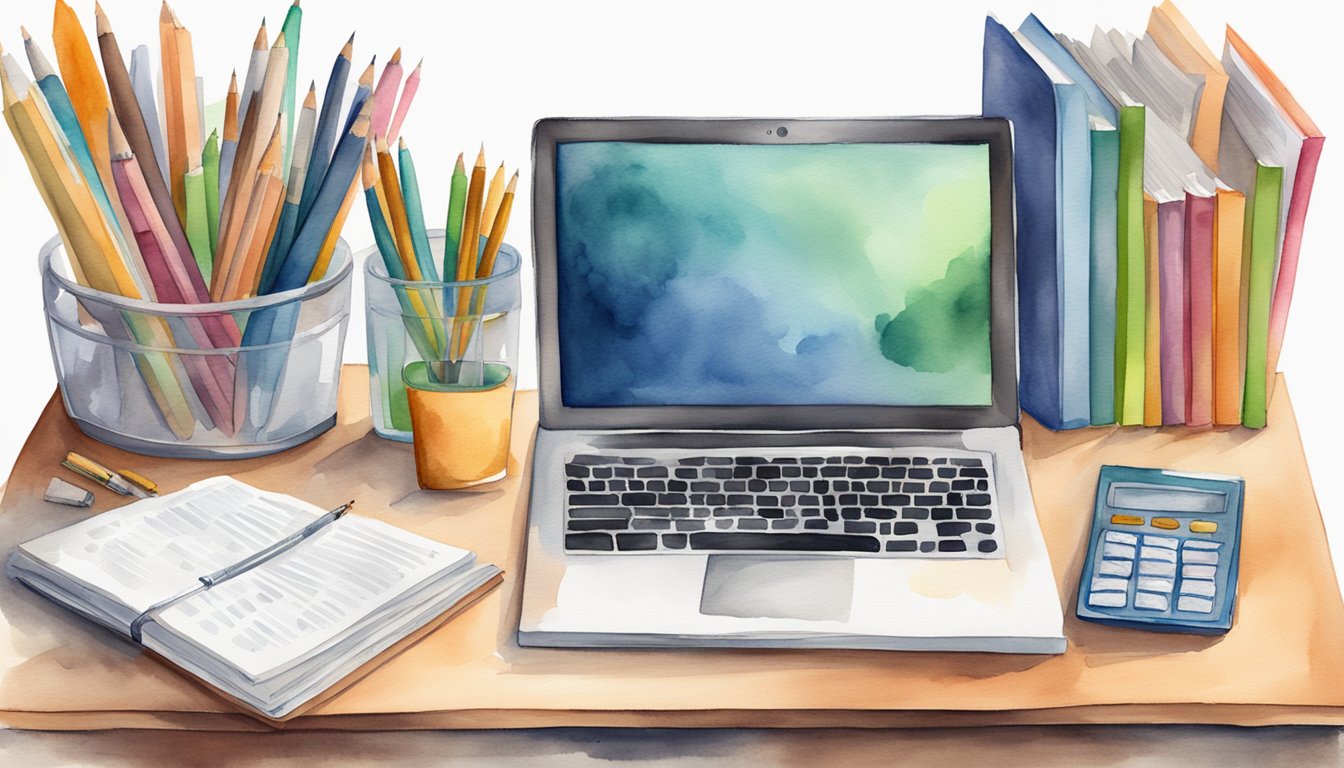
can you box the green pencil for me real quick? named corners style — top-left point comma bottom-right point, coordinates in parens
top-left (279, 0), bottom-right (303, 171)
top-left (202, 129), bottom-right (220, 255)
top-left (443, 153), bottom-right (467, 282)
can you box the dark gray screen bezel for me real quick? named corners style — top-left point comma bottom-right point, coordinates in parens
top-left (532, 117), bottom-right (1018, 431)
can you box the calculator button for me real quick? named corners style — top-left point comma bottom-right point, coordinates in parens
top-left (1177, 596), bottom-right (1214, 613)
top-left (1092, 577), bottom-right (1130, 593)
top-left (1110, 514), bottom-right (1144, 526)
top-left (1179, 580), bottom-right (1217, 598)
top-left (1189, 520), bottom-right (1218, 534)
top-left (1139, 546), bottom-right (1177, 563)
top-left (1183, 565), bottom-right (1217, 580)
top-left (1143, 535), bottom-right (1178, 549)
top-left (1184, 539), bottom-right (1220, 550)
top-left (1134, 592), bottom-right (1169, 611)
top-left (1105, 530), bottom-right (1139, 545)
top-left (1137, 577), bottom-right (1173, 593)
top-left (1138, 560), bottom-right (1176, 577)
top-left (1088, 591), bottom-right (1127, 608)
top-left (1182, 550), bottom-right (1219, 566)
top-left (1150, 517), bottom-right (1180, 530)
top-left (1103, 543), bottom-right (1137, 560)
top-left (1099, 559), bottom-right (1133, 577)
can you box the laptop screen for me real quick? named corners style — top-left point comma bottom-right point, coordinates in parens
top-left (554, 141), bottom-right (993, 408)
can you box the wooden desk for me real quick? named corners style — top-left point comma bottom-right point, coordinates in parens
top-left (1, 368), bottom-right (1341, 731)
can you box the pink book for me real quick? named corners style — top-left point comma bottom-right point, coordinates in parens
top-left (1158, 199), bottom-right (1186, 425)
top-left (1184, 194), bottom-right (1215, 426)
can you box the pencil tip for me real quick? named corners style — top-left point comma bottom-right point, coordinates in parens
top-left (475, 145), bottom-right (485, 165)
top-left (20, 26), bottom-right (31, 41)
top-left (413, 58), bottom-right (424, 72)
top-left (398, 136), bottom-right (407, 150)
top-left (274, 31), bottom-right (286, 47)
top-left (455, 153), bottom-right (465, 171)
top-left (390, 47), bottom-right (402, 63)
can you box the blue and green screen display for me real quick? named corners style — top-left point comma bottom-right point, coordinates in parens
top-left (555, 141), bottom-right (993, 407)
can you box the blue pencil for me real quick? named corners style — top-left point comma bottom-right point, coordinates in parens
top-left (297, 36), bottom-right (353, 230)
top-left (396, 137), bottom-right (439, 282)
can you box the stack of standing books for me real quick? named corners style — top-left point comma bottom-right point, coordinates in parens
top-left (983, 2), bottom-right (1323, 430)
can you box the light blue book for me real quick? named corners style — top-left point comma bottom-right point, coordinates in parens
top-left (1019, 14), bottom-right (1119, 426)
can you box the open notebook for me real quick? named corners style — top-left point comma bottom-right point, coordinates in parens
top-left (7, 477), bottom-right (502, 721)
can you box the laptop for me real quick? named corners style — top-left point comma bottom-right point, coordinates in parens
top-left (518, 117), bottom-right (1066, 654)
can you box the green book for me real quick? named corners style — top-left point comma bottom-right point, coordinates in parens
top-left (1114, 105), bottom-right (1147, 425)
top-left (1241, 163), bottom-right (1284, 429)
top-left (1089, 127), bottom-right (1120, 425)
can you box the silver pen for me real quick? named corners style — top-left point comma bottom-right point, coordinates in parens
top-left (198, 500), bottom-right (355, 587)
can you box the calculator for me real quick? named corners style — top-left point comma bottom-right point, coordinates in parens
top-left (1076, 465), bottom-right (1245, 634)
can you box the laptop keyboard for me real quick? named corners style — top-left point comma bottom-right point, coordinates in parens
top-left (562, 449), bottom-right (1004, 557)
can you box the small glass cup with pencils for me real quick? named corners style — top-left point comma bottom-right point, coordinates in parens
top-left (6, 2), bottom-right (418, 458)
top-left (363, 143), bottom-right (520, 489)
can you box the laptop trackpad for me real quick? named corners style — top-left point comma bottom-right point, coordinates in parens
top-left (699, 557), bottom-right (854, 622)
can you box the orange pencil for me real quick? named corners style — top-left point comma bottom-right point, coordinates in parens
top-left (376, 136), bottom-right (423, 281)
top-left (220, 123), bottom-right (283, 300)
top-left (455, 146), bottom-right (486, 281)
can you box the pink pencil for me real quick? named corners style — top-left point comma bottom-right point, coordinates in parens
top-left (110, 123), bottom-right (237, 435)
top-left (386, 58), bottom-right (420, 143)
top-left (368, 47), bottom-right (403, 140)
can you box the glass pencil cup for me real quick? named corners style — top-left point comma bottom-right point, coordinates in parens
top-left (363, 232), bottom-right (522, 470)
top-left (40, 234), bottom-right (353, 459)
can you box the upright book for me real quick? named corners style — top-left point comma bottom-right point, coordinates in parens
top-left (983, 15), bottom-right (1091, 430)
top-left (7, 476), bottom-right (502, 722)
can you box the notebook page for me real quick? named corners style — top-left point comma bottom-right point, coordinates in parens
top-left (17, 477), bottom-right (322, 616)
top-left (153, 515), bottom-right (473, 681)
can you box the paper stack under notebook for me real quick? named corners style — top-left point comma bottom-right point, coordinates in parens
top-left (8, 477), bottom-right (502, 721)
top-left (983, 2), bottom-right (1323, 430)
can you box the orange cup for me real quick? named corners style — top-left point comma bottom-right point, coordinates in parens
top-left (404, 361), bottom-right (515, 489)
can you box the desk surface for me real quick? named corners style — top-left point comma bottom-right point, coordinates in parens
top-left (1, 368), bottom-right (1341, 731)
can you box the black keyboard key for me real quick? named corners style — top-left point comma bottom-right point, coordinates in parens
top-left (848, 466), bottom-right (879, 479)
top-left (756, 466), bottom-right (781, 480)
top-left (838, 494), bottom-right (859, 505)
top-left (733, 466), bottom-right (752, 479)
top-left (790, 481), bottom-right (811, 493)
top-left (688, 532), bottom-right (881, 553)
top-left (768, 481), bottom-right (789, 493)
top-left (782, 466), bottom-right (802, 478)
top-left (909, 468), bottom-right (934, 480)
top-left (912, 457), bottom-right (929, 466)
top-left (961, 467), bottom-right (989, 478)
top-left (801, 457), bottom-right (825, 465)
top-left (936, 521), bottom-right (973, 537)
top-left (658, 493), bottom-right (688, 505)
top-left (801, 507), bottom-right (821, 517)
top-left (668, 508), bottom-right (691, 518)
top-left (976, 523), bottom-right (996, 534)
top-left (608, 480), bottom-right (627, 492)
top-left (759, 508), bottom-right (785, 519)
top-left (886, 540), bottom-right (918, 553)
top-left (957, 507), bottom-right (993, 520)
top-left (567, 480), bottom-right (585, 492)
top-left (929, 481), bottom-right (950, 493)
top-left (737, 457), bottom-right (767, 465)
top-left (669, 480), bottom-right (689, 492)
top-left (804, 519), bottom-right (828, 530)
top-left (824, 510), bottom-right (839, 522)
top-left (633, 507), bottom-right (670, 518)
top-left (882, 467), bottom-right (907, 479)
top-left (858, 494), bottom-right (879, 506)
top-left (748, 480), bottom-right (768, 492)
top-left (932, 508), bottom-right (954, 520)
top-left (951, 457), bottom-right (983, 467)
top-left (724, 481), bottom-right (747, 492)
top-left (663, 534), bottom-right (688, 549)
top-left (674, 468), bottom-right (697, 479)
top-left (588, 481), bottom-right (605, 492)
top-left (938, 540), bottom-right (968, 552)
top-left (739, 518), bottom-right (769, 530)
top-left (706, 457), bottom-right (734, 465)
top-left (702, 467), bottom-right (732, 479)
top-left (621, 492), bottom-right (657, 506)
top-left (568, 519), bottom-right (630, 531)
top-left (951, 479), bottom-right (975, 491)
top-left (978, 540), bottom-right (999, 553)
top-left (843, 456), bottom-right (863, 464)
top-left (821, 466), bottom-right (846, 477)
top-left (679, 457), bottom-right (706, 466)
top-left (632, 518), bottom-right (671, 530)
top-left (869, 481), bottom-right (890, 493)
top-left (704, 494), bottom-right (726, 506)
top-left (616, 533), bottom-right (658, 551)
top-left (713, 507), bottom-right (753, 517)
top-left (891, 457), bottom-right (912, 465)
top-left (593, 468), bottom-right (613, 479)
top-left (966, 494), bottom-right (993, 506)
top-left (903, 507), bottom-right (929, 519)
top-left (623, 457), bottom-right (656, 465)
top-left (647, 481), bottom-right (667, 492)
top-left (883, 494), bottom-right (910, 506)
top-left (570, 494), bottom-right (618, 506)
top-left (565, 464), bottom-right (591, 478)
top-left (691, 482), bottom-right (718, 492)
top-left (566, 533), bottom-right (614, 551)
top-left (779, 495), bottom-right (796, 507)
top-left (845, 521), bottom-right (876, 534)
top-left (903, 482), bottom-right (925, 493)
top-left (614, 466), bottom-right (635, 478)
top-left (571, 455), bottom-right (612, 466)
top-left (676, 520), bottom-right (706, 531)
top-left (865, 456), bottom-right (890, 465)
top-left (864, 508), bottom-right (897, 520)
top-left (891, 522), bottom-right (919, 536)
top-left (841, 508), bottom-right (862, 520)
top-left (569, 507), bottom-right (633, 520)
top-left (920, 541), bottom-right (936, 552)
top-left (772, 519), bottom-right (799, 530)
top-left (938, 467), bottom-right (958, 478)
top-left (727, 494), bottom-right (753, 506)
top-left (915, 495), bottom-right (942, 506)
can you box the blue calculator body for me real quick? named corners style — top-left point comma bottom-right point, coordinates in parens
top-left (1076, 465), bottom-right (1245, 634)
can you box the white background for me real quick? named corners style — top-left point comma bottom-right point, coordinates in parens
top-left (1, 0), bottom-right (1340, 584)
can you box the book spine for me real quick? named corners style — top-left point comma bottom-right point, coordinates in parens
top-left (1212, 189), bottom-right (1247, 425)
top-left (1264, 136), bottom-right (1324, 399)
top-left (1158, 199), bottom-right (1186, 425)
top-left (1185, 194), bottom-right (1216, 426)
top-left (1242, 163), bottom-right (1284, 429)
top-left (1089, 129), bottom-right (1120, 425)
top-left (1057, 84), bottom-right (1092, 430)
top-left (1115, 106), bottom-right (1147, 426)
top-left (1143, 194), bottom-right (1162, 427)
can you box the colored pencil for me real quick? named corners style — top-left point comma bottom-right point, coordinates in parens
top-left (160, 2), bottom-right (201, 223)
top-left (219, 71), bottom-right (239, 208)
top-left (456, 172), bottom-right (518, 361)
top-left (96, 3), bottom-right (206, 302)
top-left (377, 137), bottom-right (424, 281)
top-left (298, 34), bottom-right (352, 230)
top-left (279, 0), bottom-right (302, 171)
top-left (220, 122), bottom-right (283, 301)
top-left (443, 153), bottom-right (467, 280)
top-left (238, 20), bottom-right (268, 129)
top-left (128, 44), bottom-right (168, 187)
top-left (396, 138), bottom-right (438, 282)
top-left (455, 147), bottom-right (487, 281)
top-left (310, 177), bottom-right (357, 284)
top-left (259, 83), bottom-right (316, 294)
top-left (369, 47), bottom-right (402, 140)
top-left (386, 58), bottom-right (420, 143)
top-left (203, 129), bottom-right (220, 257)
top-left (480, 162), bottom-right (506, 237)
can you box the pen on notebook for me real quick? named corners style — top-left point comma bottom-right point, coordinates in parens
top-left (198, 499), bottom-right (354, 587)
top-left (61, 452), bottom-right (157, 498)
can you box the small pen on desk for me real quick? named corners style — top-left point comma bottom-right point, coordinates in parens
top-left (62, 452), bottom-right (157, 498)
top-left (198, 500), bottom-right (355, 587)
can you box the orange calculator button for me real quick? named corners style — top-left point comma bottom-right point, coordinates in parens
top-left (1150, 517), bottom-right (1180, 530)
top-left (1110, 514), bottom-right (1144, 526)
top-left (1189, 520), bottom-right (1218, 533)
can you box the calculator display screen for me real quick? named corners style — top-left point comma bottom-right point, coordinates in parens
top-left (1108, 485), bottom-right (1227, 514)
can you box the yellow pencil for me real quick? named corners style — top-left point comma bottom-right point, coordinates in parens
top-left (456, 172), bottom-right (517, 361)
top-left (309, 180), bottom-right (357, 284)
top-left (480, 162), bottom-right (506, 237)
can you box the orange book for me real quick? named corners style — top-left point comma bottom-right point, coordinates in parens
top-left (1143, 195), bottom-right (1162, 427)
top-left (1212, 188), bottom-right (1247, 425)
top-left (1147, 1), bottom-right (1228, 171)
